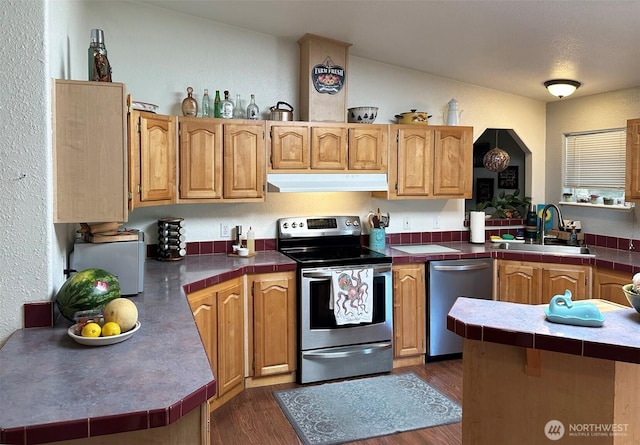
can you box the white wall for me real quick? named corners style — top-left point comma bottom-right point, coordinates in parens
top-left (0, 0), bottom-right (55, 346)
top-left (69, 1), bottom-right (546, 244)
top-left (546, 88), bottom-right (640, 239)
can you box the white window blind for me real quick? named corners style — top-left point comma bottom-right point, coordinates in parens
top-left (564, 129), bottom-right (626, 189)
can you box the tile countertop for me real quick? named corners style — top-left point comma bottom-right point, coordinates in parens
top-left (0, 251), bottom-right (296, 445)
top-left (0, 243), bottom-right (637, 444)
top-left (447, 297), bottom-right (640, 364)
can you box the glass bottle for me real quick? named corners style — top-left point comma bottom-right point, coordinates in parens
top-left (182, 87), bottom-right (198, 117)
top-left (214, 90), bottom-right (222, 118)
top-left (233, 94), bottom-right (245, 119)
top-left (246, 94), bottom-right (260, 120)
top-left (88, 29), bottom-right (112, 82)
top-left (221, 90), bottom-right (234, 119)
top-left (202, 89), bottom-right (210, 117)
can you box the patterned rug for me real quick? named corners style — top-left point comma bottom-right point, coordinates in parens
top-left (273, 372), bottom-right (462, 445)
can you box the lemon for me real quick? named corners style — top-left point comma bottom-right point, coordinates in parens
top-left (81, 322), bottom-right (101, 337)
top-left (101, 321), bottom-right (121, 337)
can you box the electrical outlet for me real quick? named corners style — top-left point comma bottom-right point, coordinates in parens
top-left (403, 217), bottom-right (410, 230)
top-left (220, 223), bottom-right (230, 238)
top-left (433, 216), bottom-right (440, 229)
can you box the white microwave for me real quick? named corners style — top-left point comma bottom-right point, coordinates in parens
top-left (69, 240), bottom-right (145, 295)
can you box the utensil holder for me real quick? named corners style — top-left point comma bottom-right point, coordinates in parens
top-left (369, 228), bottom-right (386, 250)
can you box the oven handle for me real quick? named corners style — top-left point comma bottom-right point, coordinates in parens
top-left (302, 267), bottom-right (391, 280)
top-left (302, 342), bottom-right (392, 359)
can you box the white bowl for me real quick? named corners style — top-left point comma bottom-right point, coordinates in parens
top-left (237, 248), bottom-right (249, 257)
top-left (67, 321), bottom-right (141, 346)
top-left (348, 107), bottom-right (378, 124)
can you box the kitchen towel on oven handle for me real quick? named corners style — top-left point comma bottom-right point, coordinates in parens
top-left (330, 269), bottom-right (374, 325)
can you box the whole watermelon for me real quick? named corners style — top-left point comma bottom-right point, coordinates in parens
top-left (55, 268), bottom-right (121, 321)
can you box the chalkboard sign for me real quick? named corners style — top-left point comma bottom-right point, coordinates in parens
top-left (498, 166), bottom-right (518, 189)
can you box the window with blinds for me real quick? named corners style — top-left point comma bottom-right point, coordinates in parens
top-left (564, 128), bottom-right (626, 190)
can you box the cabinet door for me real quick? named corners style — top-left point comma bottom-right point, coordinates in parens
top-left (188, 288), bottom-right (218, 378)
top-left (392, 264), bottom-right (426, 358)
top-left (216, 278), bottom-right (244, 397)
top-left (395, 127), bottom-right (433, 196)
top-left (270, 124), bottom-right (310, 170)
top-left (178, 118), bottom-right (223, 200)
top-left (311, 126), bottom-right (347, 170)
top-left (542, 264), bottom-right (591, 302)
top-left (53, 80), bottom-right (127, 223)
top-left (433, 127), bottom-right (472, 198)
top-left (251, 272), bottom-right (296, 377)
top-left (497, 260), bottom-right (540, 304)
top-left (593, 267), bottom-right (632, 307)
top-left (131, 111), bottom-right (176, 207)
top-left (223, 123), bottom-right (265, 199)
top-left (347, 125), bottom-right (387, 171)
top-left (626, 118), bottom-right (640, 200)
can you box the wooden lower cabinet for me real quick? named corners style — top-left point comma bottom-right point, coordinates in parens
top-left (497, 260), bottom-right (591, 304)
top-left (593, 267), bottom-right (633, 307)
top-left (392, 264), bottom-right (426, 367)
top-left (248, 271), bottom-right (297, 381)
top-left (187, 277), bottom-right (244, 410)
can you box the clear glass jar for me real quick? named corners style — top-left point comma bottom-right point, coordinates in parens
top-left (246, 94), bottom-right (259, 120)
top-left (182, 87), bottom-right (198, 117)
top-left (233, 94), bottom-right (245, 119)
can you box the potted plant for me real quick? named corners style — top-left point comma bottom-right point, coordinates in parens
top-left (476, 189), bottom-right (532, 219)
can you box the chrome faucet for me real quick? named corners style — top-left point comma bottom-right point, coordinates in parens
top-left (540, 203), bottom-right (565, 245)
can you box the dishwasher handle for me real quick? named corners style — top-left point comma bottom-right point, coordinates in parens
top-left (432, 262), bottom-right (491, 272)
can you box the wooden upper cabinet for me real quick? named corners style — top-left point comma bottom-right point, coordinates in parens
top-left (178, 118), bottom-right (223, 200)
top-left (270, 124), bottom-right (310, 170)
top-left (223, 122), bottom-right (265, 200)
top-left (626, 118), bottom-right (640, 200)
top-left (53, 80), bottom-right (127, 223)
top-left (268, 122), bottom-right (387, 173)
top-left (311, 126), bottom-right (347, 170)
top-left (128, 109), bottom-right (176, 210)
top-left (394, 127), bottom-right (433, 197)
top-left (348, 125), bottom-right (387, 171)
top-left (377, 125), bottom-right (472, 200)
top-left (433, 127), bottom-right (472, 197)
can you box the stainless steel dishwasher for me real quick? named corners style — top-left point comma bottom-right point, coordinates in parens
top-left (427, 258), bottom-right (493, 359)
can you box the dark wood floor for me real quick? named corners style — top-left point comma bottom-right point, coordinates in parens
top-left (210, 359), bottom-right (463, 445)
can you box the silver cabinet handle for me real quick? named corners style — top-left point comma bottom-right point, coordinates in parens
top-left (302, 342), bottom-right (391, 359)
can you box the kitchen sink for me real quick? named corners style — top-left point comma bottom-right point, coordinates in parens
top-left (496, 242), bottom-right (595, 257)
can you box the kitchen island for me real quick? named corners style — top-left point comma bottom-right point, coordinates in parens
top-left (448, 297), bottom-right (639, 445)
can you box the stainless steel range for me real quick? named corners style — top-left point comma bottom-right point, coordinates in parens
top-left (277, 216), bottom-right (393, 384)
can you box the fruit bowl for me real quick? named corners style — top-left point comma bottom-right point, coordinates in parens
top-left (67, 321), bottom-right (141, 346)
top-left (348, 106), bottom-right (378, 123)
top-left (622, 284), bottom-right (640, 313)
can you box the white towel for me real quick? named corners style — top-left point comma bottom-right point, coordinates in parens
top-left (330, 269), bottom-right (374, 325)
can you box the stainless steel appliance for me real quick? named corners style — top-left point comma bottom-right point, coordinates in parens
top-left (69, 239), bottom-right (145, 295)
top-left (427, 258), bottom-right (493, 359)
top-left (277, 216), bottom-right (393, 384)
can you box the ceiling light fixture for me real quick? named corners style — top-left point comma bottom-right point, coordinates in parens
top-left (544, 79), bottom-right (581, 98)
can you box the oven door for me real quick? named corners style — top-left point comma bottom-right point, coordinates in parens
top-left (300, 264), bottom-right (393, 351)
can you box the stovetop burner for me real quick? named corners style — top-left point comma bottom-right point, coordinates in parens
top-left (277, 216), bottom-right (391, 267)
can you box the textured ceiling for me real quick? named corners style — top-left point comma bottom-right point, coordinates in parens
top-left (136, 0), bottom-right (640, 102)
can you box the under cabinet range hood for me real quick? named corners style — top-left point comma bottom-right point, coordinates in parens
top-left (267, 173), bottom-right (388, 193)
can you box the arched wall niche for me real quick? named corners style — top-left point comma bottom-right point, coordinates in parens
top-left (466, 128), bottom-right (532, 213)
